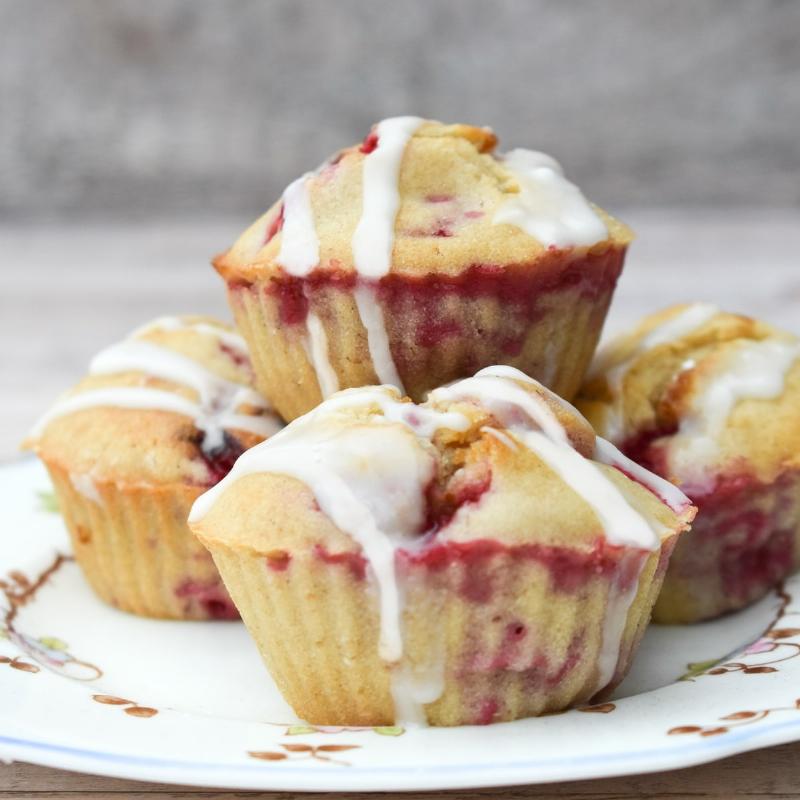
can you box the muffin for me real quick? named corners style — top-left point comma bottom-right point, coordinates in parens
top-left (214, 117), bottom-right (633, 421)
top-left (26, 315), bottom-right (283, 620)
top-left (189, 366), bottom-right (694, 726)
top-left (577, 305), bottom-right (800, 623)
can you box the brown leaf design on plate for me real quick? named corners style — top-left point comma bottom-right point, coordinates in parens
top-left (124, 706), bottom-right (158, 718)
top-left (316, 744), bottom-right (361, 752)
top-left (766, 628), bottom-right (800, 639)
top-left (721, 711), bottom-right (757, 720)
top-left (578, 703), bottom-right (616, 714)
top-left (9, 660), bottom-right (40, 673)
top-left (92, 694), bottom-right (132, 705)
top-left (249, 751), bottom-right (287, 761)
top-left (700, 727), bottom-right (728, 737)
top-left (744, 666), bottom-right (778, 674)
top-left (0, 656), bottom-right (11, 664)
top-left (668, 725), bottom-right (702, 735)
top-left (707, 668), bottom-right (729, 675)
top-left (9, 571), bottom-right (30, 588)
top-left (281, 743), bottom-right (313, 752)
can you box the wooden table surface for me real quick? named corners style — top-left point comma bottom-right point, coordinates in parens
top-left (2, 209), bottom-right (799, 797)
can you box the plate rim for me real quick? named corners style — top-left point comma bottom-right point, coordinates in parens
top-left (3, 718), bottom-right (800, 791)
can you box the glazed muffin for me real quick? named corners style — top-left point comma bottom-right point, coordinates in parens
top-left (577, 304), bottom-right (800, 623)
top-left (189, 366), bottom-right (694, 726)
top-left (26, 316), bottom-right (283, 620)
top-left (214, 117), bottom-right (633, 421)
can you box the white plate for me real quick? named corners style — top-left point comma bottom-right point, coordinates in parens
top-left (2, 458), bottom-right (800, 791)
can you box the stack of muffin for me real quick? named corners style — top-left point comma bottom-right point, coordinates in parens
top-left (28, 118), bottom-right (800, 727)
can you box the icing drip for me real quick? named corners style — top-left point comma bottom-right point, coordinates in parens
top-left (483, 366), bottom-right (691, 513)
top-left (304, 312), bottom-right (339, 398)
top-left (32, 336), bottom-right (281, 449)
top-left (354, 284), bottom-right (405, 390)
top-left (91, 341), bottom-right (249, 408)
top-left (389, 649), bottom-right (446, 727)
top-left (131, 317), bottom-right (249, 360)
top-left (70, 472), bottom-right (103, 506)
top-left (493, 149), bottom-right (607, 248)
top-left (352, 116), bottom-right (424, 279)
top-left (481, 426), bottom-right (519, 452)
top-left (190, 386), bottom-right (465, 723)
top-left (593, 437), bottom-right (690, 514)
top-left (350, 116), bottom-right (424, 392)
top-left (668, 338), bottom-right (800, 484)
top-left (596, 550), bottom-right (647, 692)
top-left (276, 174), bottom-right (319, 277)
top-left (273, 172), bottom-right (341, 398)
top-left (590, 303), bottom-right (720, 441)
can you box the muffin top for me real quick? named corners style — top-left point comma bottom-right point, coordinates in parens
top-left (577, 304), bottom-right (800, 492)
top-left (27, 316), bottom-right (283, 487)
top-left (190, 365), bottom-right (693, 567)
top-left (215, 117), bottom-right (633, 283)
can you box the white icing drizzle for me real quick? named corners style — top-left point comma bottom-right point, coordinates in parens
top-left (190, 389), bottom-right (462, 658)
top-left (32, 332), bottom-right (281, 449)
top-left (590, 303), bottom-right (720, 441)
top-left (272, 172), bottom-right (342, 398)
top-left (276, 174), bottom-right (319, 277)
top-left (596, 550), bottom-right (647, 693)
top-left (349, 117), bottom-right (423, 392)
top-left (190, 385), bottom-right (465, 724)
top-left (91, 340), bottom-right (247, 407)
top-left (593, 437), bottom-right (690, 514)
top-left (131, 316), bottom-right (249, 359)
top-left (389, 650), bottom-right (447, 727)
top-left (352, 116), bottom-right (424, 279)
top-left (483, 367), bottom-right (692, 513)
top-left (354, 284), bottom-right (405, 390)
top-left (493, 149), bottom-right (607, 248)
top-left (481, 425), bottom-right (519, 452)
top-left (303, 312), bottom-right (339, 398)
top-left (668, 338), bottom-right (800, 482)
top-left (70, 472), bottom-right (103, 506)
top-left (431, 367), bottom-right (660, 550)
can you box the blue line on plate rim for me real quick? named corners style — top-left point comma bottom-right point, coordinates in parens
top-left (2, 714), bottom-right (800, 777)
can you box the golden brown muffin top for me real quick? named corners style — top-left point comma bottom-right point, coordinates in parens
top-left (190, 366), bottom-right (693, 559)
top-left (27, 316), bottom-right (282, 487)
top-left (215, 118), bottom-right (633, 283)
top-left (577, 305), bottom-right (800, 490)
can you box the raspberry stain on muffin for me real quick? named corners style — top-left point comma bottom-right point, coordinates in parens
top-left (193, 430), bottom-right (247, 485)
top-left (175, 578), bottom-right (240, 620)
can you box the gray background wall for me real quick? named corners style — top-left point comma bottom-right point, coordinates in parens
top-left (2, 0), bottom-right (799, 222)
